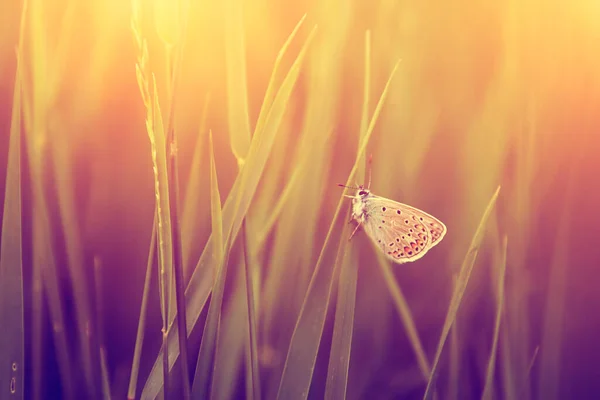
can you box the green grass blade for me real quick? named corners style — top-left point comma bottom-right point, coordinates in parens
top-left (0, 48), bottom-right (24, 400)
top-left (376, 252), bottom-right (431, 379)
top-left (181, 93), bottom-right (210, 276)
top-left (224, 0), bottom-right (251, 163)
top-left (324, 30), bottom-right (369, 400)
top-left (423, 185), bottom-right (501, 400)
top-left (324, 243), bottom-right (358, 400)
top-left (127, 215), bottom-right (157, 399)
top-left (141, 20), bottom-right (315, 399)
top-left (276, 59), bottom-right (400, 400)
top-left (242, 220), bottom-right (261, 400)
top-left (482, 236), bottom-right (508, 400)
top-left (208, 130), bottom-right (223, 265)
top-left (190, 129), bottom-right (224, 398)
top-left (209, 258), bottom-right (250, 400)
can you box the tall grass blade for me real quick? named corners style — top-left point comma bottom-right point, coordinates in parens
top-left (181, 93), bottom-right (210, 276)
top-left (277, 59), bottom-right (400, 400)
top-left (423, 185), bottom-right (501, 400)
top-left (482, 236), bottom-right (508, 400)
top-left (150, 74), bottom-right (174, 399)
top-left (127, 215), bottom-right (157, 399)
top-left (141, 20), bottom-right (315, 399)
top-left (190, 130), bottom-right (224, 398)
top-left (242, 220), bottom-right (261, 400)
top-left (324, 30), bottom-right (369, 400)
top-left (208, 130), bottom-right (223, 265)
top-left (0, 45), bottom-right (24, 400)
top-left (324, 244), bottom-right (358, 400)
top-left (376, 252), bottom-right (431, 379)
top-left (164, 29), bottom-right (192, 400)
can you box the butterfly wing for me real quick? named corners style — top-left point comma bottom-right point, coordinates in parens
top-left (361, 195), bottom-right (446, 264)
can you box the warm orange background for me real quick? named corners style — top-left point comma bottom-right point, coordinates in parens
top-left (1, 0), bottom-right (600, 399)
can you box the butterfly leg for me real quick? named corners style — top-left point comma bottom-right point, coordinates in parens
top-left (348, 221), bottom-right (362, 241)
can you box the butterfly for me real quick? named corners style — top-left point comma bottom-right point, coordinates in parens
top-left (339, 167), bottom-right (446, 264)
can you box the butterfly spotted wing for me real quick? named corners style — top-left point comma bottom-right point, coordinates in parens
top-left (361, 194), bottom-right (446, 264)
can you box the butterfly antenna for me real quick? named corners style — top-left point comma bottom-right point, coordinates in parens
top-left (366, 153), bottom-right (373, 190)
top-left (337, 183), bottom-right (359, 190)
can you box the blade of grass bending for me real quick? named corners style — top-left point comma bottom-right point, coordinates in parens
top-left (482, 236), bottom-right (508, 400)
top-left (141, 20), bottom-right (314, 399)
top-left (376, 252), bottom-right (430, 379)
top-left (190, 130), bottom-right (224, 398)
top-left (324, 241), bottom-right (358, 400)
top-left (224, 0), bottom-right (251, 163)
top-left (242, 220), bottom-right (261, 400)
top-left (324, 30), bottom-right (370, 400)
top-left (0, 46), bottom-right (24, 400)
top-left (277, 59), bottom-right (401, 400)
top-left (422, 185), bottom-right (501, 400)
top-left (127, 215), bottom-right (157, 399)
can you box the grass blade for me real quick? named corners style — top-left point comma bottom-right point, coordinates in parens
top-left (423, 185), bottom-right (501, 400)
top-left (190, 130), bottom-right (224, 398)
top-left (482, 236), bottom-right (508, 400)
top-left (324, 243), bottom-right (358, 400)
top-left (208, 131), bottom-right (223, 265)
top-left (0, 45), bottom-right (24, 400)
top-left (276, 59), bottom-right (400, 400)
top-left (127, 215), bottom-right (157, 399)
top-left (376, 252), bottom-right (431, 379)
top-left (324, 30), bottom-right (369, 400)
top-left (181, 93), bottom-right (210, 276)
top-left (242, 220), bottom-right (261, 400)
top-left (224, 0), bottom-right (251, 163)
top-left (141, 20), bottom-right (315, 399)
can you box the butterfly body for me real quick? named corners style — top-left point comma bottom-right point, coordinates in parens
top-left (348, 187), bottom-right (446, 264)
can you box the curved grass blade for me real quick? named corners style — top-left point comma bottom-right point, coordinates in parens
top-left (0, 46), bottom-right (24, 400)
top-left (276, 59), bottom-right (401, 400)
top-left (481, 235), bottom-right (508, 400)
top-left (423, 185), bottom-right (501, 400)
top-left (224, 0), bottom-right (251, 164)
top-left (141, 19), bottom-right (315, 399)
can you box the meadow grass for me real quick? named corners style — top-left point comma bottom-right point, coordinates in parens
top-left (1, 0), bottom-right (598, 399)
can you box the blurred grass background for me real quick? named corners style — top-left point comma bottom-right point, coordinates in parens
top-left (1, 0), bottom-right (600, 399)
